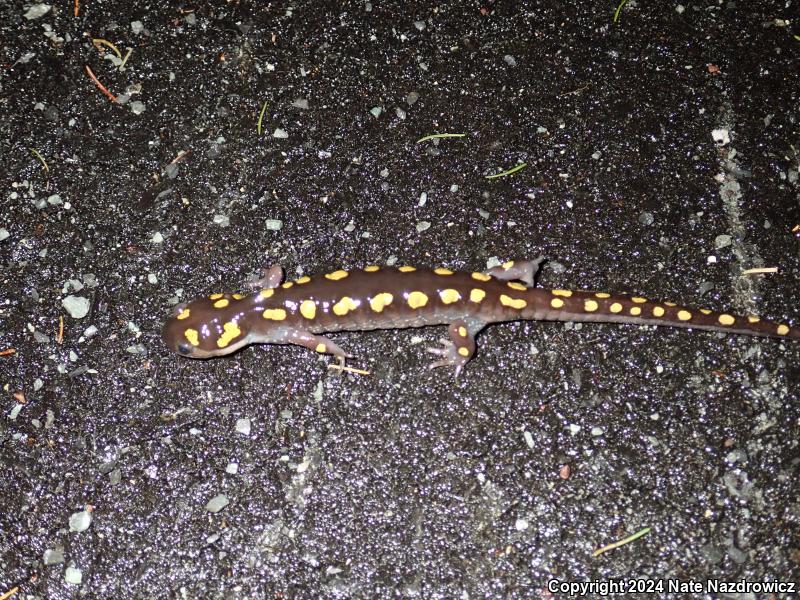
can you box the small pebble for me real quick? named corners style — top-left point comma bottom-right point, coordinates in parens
top-left (711, 128), bottom-right (730, 146)
top-left (638, 212), bottom-right (654, 226)
top-left (65, 566), bottom-right (82, 584)
top-left (43, 548), bottom-right (65, 565)
top-left (62, 296), bottom-right (90, 319)
top-left (68, 510), bottom-right (92, 532)
top-left (206, 494), bottom-right (229, 513)
top-left (24, 4), bottom-right (52, 19)
top-left (523, 430), bottom-right (534, 449)
top-left (714, 234), bottom-right (732, 249)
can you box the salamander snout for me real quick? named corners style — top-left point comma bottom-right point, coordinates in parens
top-left (162, 303), bottom-right (199, 357)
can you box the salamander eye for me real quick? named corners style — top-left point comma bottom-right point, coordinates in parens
top-left (176, 341), bottom-right (194, 356)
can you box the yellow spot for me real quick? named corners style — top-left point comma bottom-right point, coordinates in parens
top-left (364, 265), bottom-right (380, 272)
top-left (296, 276), bottom-right (311, 284)
top-left (458, 346), bottom-right (470, 357)
top-left (217, 321), bottom-right (241, 348)
top-left (471, 272), bottom-right (491, 282)
top-left (369, 292), bottom-right (393, 312)
top-left (325, 270), bottom-right (349, 281)
top-left (259, 289), bottom-right (274, 299)
top-left (551, 298), bottom-right (565, 309)
top-left (777, 324), bottom-right (790, 336)
top-left (610, 303), bottom-right (623, 313)
top-left (439, 288), bottom-right (461, 304)
top-left (457, 326), bottom-right (467, 337)
top-left (434, 267), bottom-right (453, 275)
top-left (677, 310), bottom-right (692, 321)
top-left (718, 314), bottom-right (735, 326)
top-left (502, 260), bottom-right (515, 269)
top-left (398, 266), bottom-right (416, 273)
top-left (315, 343), bottom-right (327, 353)
top-left (652, 306), bottom-right (665, 317)
top-left (300, 300), bottom-right (317, 319)
top-left (213, 298), bottom-right (229, 309)
top-left (700, 309), bottom-right (712, 315)
top-left (233, 293), bottom-right (244, 300)
top-left (664, 301), bottom-right (677, 307)
top-left (631, 297), bottom-right (647, 304)
top-left (209, 293), bottom-right (224, 300)
top-left (747, 315), bottom-right (760, 324)
top-left (281, 282), bottom-right (294, 289)
top-left (184, 328), bottom-right (199, 346)
top-left (551, 289), bottom-right (573, 297)
top-left (500, 294), bottom-right (527, 309)
top-left (594, 292), bottom-right (610, 298)
top-left (263, 308), bottom-right (287, 320)
top-left (584, 300), bottom-right (599, 312)
top-left (407, 291), bottom-right (429, 309)
top-left (507, 282), bottom-right (527, 291)
top-left (470, 288), bottom-right (486, 303)
top-left (177, 308), bottom-right (191, 320)
top-left (333, 296), bottom-right (359, 316)
top-left (630, 306), bottom-right (642, 316)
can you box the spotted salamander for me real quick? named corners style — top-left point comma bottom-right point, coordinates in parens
top-left (163, 260), bottom-right (799, 376)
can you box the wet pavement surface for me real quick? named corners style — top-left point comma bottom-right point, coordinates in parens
top-left (2, 1), bottom-right (799, 597)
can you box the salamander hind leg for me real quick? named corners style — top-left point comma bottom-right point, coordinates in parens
top-left (426, 319), bottom-right (485, 378)
top-left (485, 257), bottom-right (544, 287)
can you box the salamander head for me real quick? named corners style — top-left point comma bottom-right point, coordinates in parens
top-left (163, 293), bottom-right (252, 359)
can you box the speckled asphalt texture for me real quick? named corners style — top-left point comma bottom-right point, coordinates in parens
top-left (2, 1), bottom-right (799, 598)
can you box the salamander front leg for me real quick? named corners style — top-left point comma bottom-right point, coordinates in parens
top-left (246, 264), bottom-right (285, 290)
top-left (485, 257), bottom-right (544, 287)
top-left (283, 329), bottom-right (352, 367)
top-left (426, 319), bottom-right (482, 378)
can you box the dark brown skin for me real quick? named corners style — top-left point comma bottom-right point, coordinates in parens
top-left (163, 261), bottom-right (799, 375)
